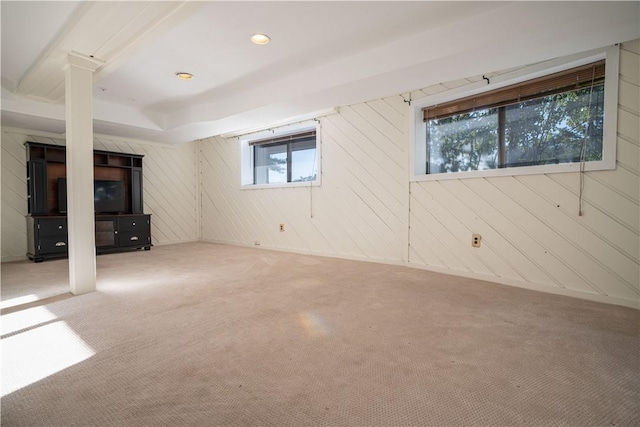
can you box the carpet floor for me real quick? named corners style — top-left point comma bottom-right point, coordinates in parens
top-left (1, 241), bottom-right (638, 426)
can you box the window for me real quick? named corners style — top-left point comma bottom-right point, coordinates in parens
top-left (253, 130), bottom-right (317, 184)
top-left (240, 122), bottom-right (320, 188)
top-left (425, 61), bottom-right (605, 174)
top-left (411, 46), bottom-right (619, 180)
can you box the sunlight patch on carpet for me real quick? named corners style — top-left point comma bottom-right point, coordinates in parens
top-left (1, 306), bottom-right (58, 336)
top-left (1, 316), bottom-right (95, 396)
top-left (0, 294), bottom-right (41, 310)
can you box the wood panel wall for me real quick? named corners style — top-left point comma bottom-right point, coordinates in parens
top-left (1, 130), bottom-right (199, 261)
top-left (199, 40), bottom-right (639, 308)
top-left (199, 99), bottom-right (408, 262)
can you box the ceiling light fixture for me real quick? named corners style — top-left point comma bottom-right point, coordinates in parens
top-left (251, 34), bottom-right (271, 45)
top-left (175, 72), bottom-right (194, 80)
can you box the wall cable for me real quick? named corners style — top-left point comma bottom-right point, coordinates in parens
top-left (310, 118), bottom-right (321, 218)
top-left (579, 66), bottom-right (597, 217)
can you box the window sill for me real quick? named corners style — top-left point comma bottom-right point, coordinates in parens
top-left (240, 181), bottom-right (321, 190)
top-left (410, 160), bottom-right (616, 182)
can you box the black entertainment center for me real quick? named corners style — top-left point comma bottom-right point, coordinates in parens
top-left (25, 141), bottom-right (151, 262)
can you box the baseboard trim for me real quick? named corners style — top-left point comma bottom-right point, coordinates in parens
top-left (152, 238), bottom-right (200, 247)
top-left (199, 239), bottom-right (406, 267)
top-left (199, 239), bottom-right (639, 310)
top-left (405, 262), bottom-right (640, 310)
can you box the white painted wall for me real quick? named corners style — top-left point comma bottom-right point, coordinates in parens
top-left (199, 40), bottom-right (639, 308)
top-left (199, 100), bottom-right (408, 263)
top-left (1, 128), bottom-right (199, 262)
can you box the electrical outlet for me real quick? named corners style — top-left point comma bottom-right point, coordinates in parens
top-left (279, 224), bottom-right (285, 232)
top-left (472, 234), bottom-right (482, 248)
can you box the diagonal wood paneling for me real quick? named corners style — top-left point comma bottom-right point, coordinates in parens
top-left (200, 40), bottom-right (639, 308)
top-left (1, 129), bottom-right (198, 261)
top-left (1, 132), bottom-right (29, 261)
top-left (200, 102), bottom-right (409, 262)
top-left (408, 40), bottom-right (640, 306)
top-left (93, 136), bottom-right (199, 245)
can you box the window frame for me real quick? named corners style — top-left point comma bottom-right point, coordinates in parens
top-left (409, 45), bottom-right (619, 181)
top-left (240, 120), bottom-right (321, 189)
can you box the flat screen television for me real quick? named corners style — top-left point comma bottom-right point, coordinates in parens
top-left (58, 178), bottom-right (126, 214)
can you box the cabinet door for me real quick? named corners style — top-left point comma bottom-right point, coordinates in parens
top-left (117, 216), bottom-right (150, 247)
top-left (95, 219), bottom-right (116, 248)
top-left (27, 159), bottom-right (48, 215)
top-left (27, 216), bottom-right (36, 256)
top-left (38, 218), bottom-right (67, 236)
top-left (35, 218), bottom-right (68, 256)
top-left (131, 168), bottom-right (143, 214)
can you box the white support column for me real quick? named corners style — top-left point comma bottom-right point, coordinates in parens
top-left (65, 52), bottom-right (104, 295)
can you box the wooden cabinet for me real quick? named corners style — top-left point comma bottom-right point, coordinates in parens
top-left (116, 215), bottom-right (151, 248)
top-left (27, 216), bottom-right (68, 261)
top-left (25, 142), bottom-right (152, 262)
top-left (27, 215), bottom-right (151, 262)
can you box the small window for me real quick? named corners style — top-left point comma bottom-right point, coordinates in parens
top-left (240, 123), bottom-right (320, 188)
top-left (425, 61), bottom-right (605, 174)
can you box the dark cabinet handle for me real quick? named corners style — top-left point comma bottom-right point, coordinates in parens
top-left (55, 241), bottom-right (66, 247)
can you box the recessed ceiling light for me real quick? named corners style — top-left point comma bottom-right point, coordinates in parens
top-left (251, 34), bottom-right (270, 45)
top-left (175, 72), bottom-right (194, 80)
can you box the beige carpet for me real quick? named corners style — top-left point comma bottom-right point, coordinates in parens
top-left (1, 257), bottom-right (69, 304)
top-left (1, 241), bottom-right (638, 426)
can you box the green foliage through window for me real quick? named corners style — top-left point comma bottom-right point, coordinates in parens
top-left (425, 64), bottom-right (605, 175)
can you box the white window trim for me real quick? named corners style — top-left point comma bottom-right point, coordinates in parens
top-left (240, 120), bottom-right (322, 189)
top-left (409, 44), bottom-right (620, 182)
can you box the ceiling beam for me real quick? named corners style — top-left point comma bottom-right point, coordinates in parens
top-left (16, 1), bottom-right (200, 104)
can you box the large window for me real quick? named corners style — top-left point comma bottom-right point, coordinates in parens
top-left (425, 61), bottom-right (605, 174)
top-left (240, 123), bottom-right (320, 188)
top-left (411, 46), bottom-right (618, 180)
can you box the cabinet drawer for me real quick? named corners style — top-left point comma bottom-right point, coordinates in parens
top-left (39, 236), bottom-right (68, 254)
top-left (118, 231), bottom-right (149, 247)
top-left (38, 218), bottom-right (67, 236)
top-left (117, 216), bottom-right (148, 232)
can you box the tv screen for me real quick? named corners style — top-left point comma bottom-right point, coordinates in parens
top-left (94, 180), bottom-right (126, 213)
top-left (58, 178), bottom-right (126, 214)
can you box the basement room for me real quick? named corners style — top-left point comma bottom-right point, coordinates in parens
top-left (1, 1), bottom-right (639, 426)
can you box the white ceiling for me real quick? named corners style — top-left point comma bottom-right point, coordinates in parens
top-left (1, 1), bottom-right (639, 144)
